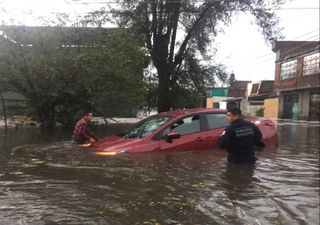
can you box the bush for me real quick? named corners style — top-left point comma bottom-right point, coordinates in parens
top-left (256, 108), bottom-right (264, 117)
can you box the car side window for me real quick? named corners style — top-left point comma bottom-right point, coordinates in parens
top-left (163, 115), bottom-right (201, 136)
top-left (206, 113), bottom-right (229, 129)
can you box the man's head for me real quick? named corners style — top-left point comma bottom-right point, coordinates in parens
top-left (83, 112), bottom-right (93, 121)
top-left (226, 108), bottom-right (242, 123)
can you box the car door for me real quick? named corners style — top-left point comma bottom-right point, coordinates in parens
top-left (202, 113), bottom-right (229, 150)
top-left (159, 114), bottom-right (209, 151)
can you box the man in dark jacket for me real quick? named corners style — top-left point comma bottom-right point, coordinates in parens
top-left (218, 108), bottom-right (265, 163)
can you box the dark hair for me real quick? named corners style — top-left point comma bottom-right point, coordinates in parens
top-left (227, 107), bottom-right (242, 116)
top-left (83, 110), bottom-right (93, 116)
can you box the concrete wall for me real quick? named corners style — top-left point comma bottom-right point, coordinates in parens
top-left (240, 99), bottom-right (249, 115)
top-left (247, 105), bottom-right (263, 117)
top-left (240, 99), bottom-right (263, 116)
top-left (206, 97), bottom-right (213, 108)
top-left (264, 98), bottom-right (279, 118)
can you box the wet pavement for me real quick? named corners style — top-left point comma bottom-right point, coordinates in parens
top-left (0, 121), bottom-right (319, 225)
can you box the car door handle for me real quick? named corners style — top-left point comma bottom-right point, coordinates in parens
top-left (196, 137), bottom-right (204, 141)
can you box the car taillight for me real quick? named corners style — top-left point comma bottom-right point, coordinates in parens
top-left (264, 121), bottom-right (275, 129)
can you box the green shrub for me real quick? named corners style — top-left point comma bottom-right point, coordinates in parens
top-left (256, 108), bottom-right (264, 117)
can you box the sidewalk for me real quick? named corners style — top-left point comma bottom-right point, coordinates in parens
top-left (0, 116), bottom-right (39, 128)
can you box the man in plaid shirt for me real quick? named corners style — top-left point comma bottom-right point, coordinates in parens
top-left (72, 112), bottom-right (98, 144)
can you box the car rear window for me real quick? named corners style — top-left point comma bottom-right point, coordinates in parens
top-left (206, 113), bottom-right (229, 129)
top-left (162, 115), bottom-right (201, 136)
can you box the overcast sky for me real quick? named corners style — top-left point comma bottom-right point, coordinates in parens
top-left (215, 0), bottom-right (319, 82)
top-left (0, 0), bottom-right (319, 82)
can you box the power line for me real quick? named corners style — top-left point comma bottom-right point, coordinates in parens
top-left (280, 10), bottom-right (319, 23)
top-left (239, 37), bottom-right (319, 77)
top-left (227, 30), bottom-right (320, 68)
top-left (252, 35), bottom-right (319, 67)
top-left (228, 36), bottom-right (319, 72)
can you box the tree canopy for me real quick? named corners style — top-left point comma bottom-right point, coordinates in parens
top-left (87, 0), bottom-right (283, 112)
top-left (0, 25), bottom-right (149, 127)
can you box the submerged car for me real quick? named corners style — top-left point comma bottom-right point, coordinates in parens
top-left (91, 108), bottom-right (278, 155)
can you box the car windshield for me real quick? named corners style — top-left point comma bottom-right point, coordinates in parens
top-left (121, 115), bottom-right (172, 138)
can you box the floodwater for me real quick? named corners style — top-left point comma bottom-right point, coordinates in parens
top-left (0, 121), bottom-right (319, 225)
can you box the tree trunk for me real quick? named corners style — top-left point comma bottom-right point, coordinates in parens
top-left (157, 65), bottom-right (174, 112)
top-left (157, 83), bottom-right (171, 112)
top-left (39, 103), bottom-right (56, 129)
top-left (0, 94), bottom-right (7, 131)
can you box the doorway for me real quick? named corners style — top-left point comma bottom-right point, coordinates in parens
top-left (283, 94), bottom-right (298, 119)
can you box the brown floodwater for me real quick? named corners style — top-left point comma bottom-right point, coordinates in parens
top-left (0, 121), bottom-right (319, 225)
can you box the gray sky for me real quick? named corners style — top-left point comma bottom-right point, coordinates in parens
top-left (0, 0), bottom-right (319, 82)
top-left (215, 0), bottom-right (319, 82)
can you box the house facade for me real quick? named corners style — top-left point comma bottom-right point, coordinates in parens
top-left (205, 81), bottom-right (250, 110)
top-left (243, 80), bottom-right (274, 116)
top-left (272, 41), bottom-right (320, 121)
top-left (206, 87), bottom-right (229, 109)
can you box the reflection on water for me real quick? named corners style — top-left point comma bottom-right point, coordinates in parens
top-left (0, 121), bottom-right (319, 225)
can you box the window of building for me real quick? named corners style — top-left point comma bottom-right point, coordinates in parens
top-left (303, 52), bottom-right (320, 76)
top-left (213, 102), bottom-right (220, 108)
top-left (280, 60), bottom-right (297, 80)
top-left (251, 83), bottom-right (260, 94)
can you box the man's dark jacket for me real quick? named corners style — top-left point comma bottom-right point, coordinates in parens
top-left (217, 118), bottom-right (265, 163)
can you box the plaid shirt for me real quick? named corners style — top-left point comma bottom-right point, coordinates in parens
top-left (72, 118), bottom-right (97, 144)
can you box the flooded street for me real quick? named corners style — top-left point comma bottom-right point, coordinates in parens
top-left (0, 121), bottom-right (319, 225)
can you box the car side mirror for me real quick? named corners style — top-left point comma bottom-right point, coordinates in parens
top-left (166, 132), bottom-right (181, 143)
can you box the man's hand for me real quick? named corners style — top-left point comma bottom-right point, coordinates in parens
top-left (220, 130), bottom-right (226, 136)
top-left (89, 138), bottom-right (96, 143)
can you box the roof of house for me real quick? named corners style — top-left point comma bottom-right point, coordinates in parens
top-left (272, 41), bottom-right (319, 61)
top-left (228, 80), bottom-right (251, 89)
top-left (272, 41), bottom-right (319, 52)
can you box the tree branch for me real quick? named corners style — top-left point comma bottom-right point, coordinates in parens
top-left (174, 2), bottom-right (214, 65)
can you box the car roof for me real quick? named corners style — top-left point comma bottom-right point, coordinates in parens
top-left (157, 108), bottom-right (227, 117)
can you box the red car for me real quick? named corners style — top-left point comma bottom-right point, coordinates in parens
top-left (91, 108), bottom-right (278, 155)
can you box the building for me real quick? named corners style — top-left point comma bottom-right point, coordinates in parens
top-left (272, 41), bottom-right (320, 121)
top-left (222, 81), bottom-right (250, 110)
top-left (206, 87), bottom-right (229, 109)
top-left (228, 80), bottom-right (250, 98)
top-left (0, 91), bottom-right (27, 116)
top-left (242, 80), bottom-right (275, 116)
top-left (205, 81), bottom-right (250, 110)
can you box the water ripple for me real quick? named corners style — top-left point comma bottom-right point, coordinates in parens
top-left (0, 123), bottom-right (319, 225)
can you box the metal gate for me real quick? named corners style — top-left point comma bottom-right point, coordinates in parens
top-left (309, 93), bottom-right (320, 121)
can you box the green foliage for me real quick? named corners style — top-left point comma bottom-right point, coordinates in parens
top-left (256, 108), bottom-right (264, 117)
top-left (95, 0), bottom-right (283, 112)
top-left (228, 73), bottom-right (236, 85)
top-left (0, 25), bottom-right (149, 127)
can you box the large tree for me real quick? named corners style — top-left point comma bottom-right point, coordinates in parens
top-left (0, 25), bottom-right (148, 128)
top-left (87, 0), bottom-right (282, 112)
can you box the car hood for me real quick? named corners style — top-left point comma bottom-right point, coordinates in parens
top-left (91, 135), bottom-right (143, 152)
